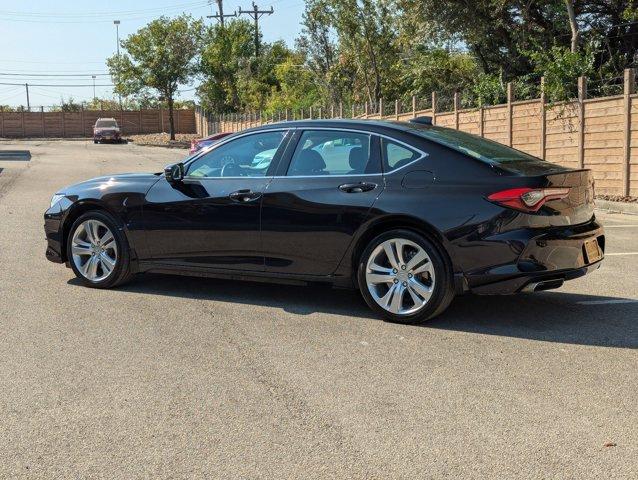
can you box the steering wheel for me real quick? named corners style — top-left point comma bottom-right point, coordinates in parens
top-left (220, 162), bottom-right (243, 177)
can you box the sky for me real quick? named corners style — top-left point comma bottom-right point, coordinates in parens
top-left (0, 0), bottom-right (305, 108)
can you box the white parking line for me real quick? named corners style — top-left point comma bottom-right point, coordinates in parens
top-left (577, 299), bottom-right (638, 305)
top-left (603, 225), bottom-right (638, 228)
top-left (605, 252), bottom-right (638, 256)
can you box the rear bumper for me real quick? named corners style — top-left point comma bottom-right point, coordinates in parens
top-left (466, 219), bottom-right (604, 295)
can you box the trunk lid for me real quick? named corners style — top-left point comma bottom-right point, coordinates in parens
top-left (534, 169), bottom-right (595, 225)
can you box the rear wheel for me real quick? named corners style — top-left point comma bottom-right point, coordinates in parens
top-left (66, 211), bottom-right (132, 288)
top-left (357, 229), bottom-right (455, 324)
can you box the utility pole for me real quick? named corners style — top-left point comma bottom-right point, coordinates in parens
top-left (238, 2), bottom-right (273, 57)
top-left (92, 75), bottom-right (96, 101)
top-left (25, 83), bottom-right (30, 111)
top-left (207, 1), bottom-right (236, 27)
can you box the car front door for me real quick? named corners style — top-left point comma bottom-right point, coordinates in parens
top-left (260, 129), bottom-right (384, 276)
top-left (141, 129), bottom-right (290, 271)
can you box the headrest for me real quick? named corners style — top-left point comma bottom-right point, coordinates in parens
top-left (348, 147), bottom-right (366, 172)
top-left (292, 149), bottom-right (326, 174)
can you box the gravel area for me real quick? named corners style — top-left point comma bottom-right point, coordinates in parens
top-left (127, 133), bottom-right (199, 149)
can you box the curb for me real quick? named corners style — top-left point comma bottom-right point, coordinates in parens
top-left (596, 199), bottom-right (638, 215)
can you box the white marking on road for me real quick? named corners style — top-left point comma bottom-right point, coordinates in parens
top-left (577, 299), bottom-right (638, 305)
top-left (603, 225), bottom-right (638, 228)
top-left (604, 252), bottom-right (638, 256)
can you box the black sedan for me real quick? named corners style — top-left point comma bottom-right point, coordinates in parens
top-left (44, 119), bottom-right (604, 324)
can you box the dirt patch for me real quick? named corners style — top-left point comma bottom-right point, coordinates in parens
top-left (596, 195), bottom-right (637, 203)
top-left (127, 133), bottom-right (199, 149)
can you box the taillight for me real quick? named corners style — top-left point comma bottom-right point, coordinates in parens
top-left (487, 187), bottom-right (570, 212)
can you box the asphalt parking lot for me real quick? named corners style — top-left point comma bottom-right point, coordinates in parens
top-left (0, 140), bottom-right (636, 479)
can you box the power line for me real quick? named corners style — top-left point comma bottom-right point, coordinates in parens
top-left (0, 1), bottom-right (208, 17)
top-left (0, 72), bottom-right (110, 77)
top-left (0, 81), bottom-right (114, 87)
top-left (238, 2), bottom-right (273, 57)
top-left (0, 1), bottom-right (209, 19)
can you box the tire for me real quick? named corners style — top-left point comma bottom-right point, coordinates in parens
top-left (93, 139), bottom-right (98, 144)
top-left (66, 210), bottom-right (133, 289)
top-left (357, 229), bottom-right (455, 324)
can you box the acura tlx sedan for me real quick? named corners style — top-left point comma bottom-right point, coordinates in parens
top-left (44, 118), bottom-right (604, 324)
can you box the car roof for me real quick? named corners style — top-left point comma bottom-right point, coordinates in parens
top-left (239, 118), bottom-right (430, 136)
top-left (96, 117), bottom-right (117, 122)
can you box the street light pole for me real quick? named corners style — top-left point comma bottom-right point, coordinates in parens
top-left (113, 20), bottom-right (122, 108)
top-left (114, 20), bottom-right (120, 56)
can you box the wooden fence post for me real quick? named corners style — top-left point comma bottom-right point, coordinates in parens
top-left (364, 102), bottom-right (368, 118)
top-left (507, 82), bottom-right (513, 146)
top-left (339, 102), bottom-right (343, 118)
top-left (379, 98), bottom-right (383, 118)
top-left (80, 106), bottom-right (85, 137)
top-left (454, 91), bottom-right (460, 130)
top-left (318, 107), bottom-right (322, 119)
top-left (623, 68), bottom-right (635, 196)
top-left (578, 76), bottom-right (587, 169)
top-left (412, 95), bottom-right (416, 118)
top-left (138, 107), bottom-right (142, 134)
top-left (351, 104), bottom-right (355, 118)
top-left (41, 106), bottom-right (45, 137)
top-left (540, 77), bottom-right (546, 160)
top-left (0, 108), bottom-right (4, 138)
top-left (479, 106), bottom-right (484, 137)
top-left (395, 99), bottom-right (399, 120)
top-left (431, 91), bottom-right (437, 125)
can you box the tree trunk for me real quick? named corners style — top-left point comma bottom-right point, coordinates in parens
top-left (564, 0), bottom-right (579, 53)
top-left (167, 95), bottom-right (175, 141)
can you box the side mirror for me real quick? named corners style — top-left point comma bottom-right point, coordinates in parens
top-left (165, 162), bottom-right (184, 184)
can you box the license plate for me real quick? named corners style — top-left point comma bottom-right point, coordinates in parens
top-left (584, 238), bottom-right (602, 263)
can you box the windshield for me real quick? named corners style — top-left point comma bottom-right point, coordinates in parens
top-left (95, 120), bottom-right (117, 128)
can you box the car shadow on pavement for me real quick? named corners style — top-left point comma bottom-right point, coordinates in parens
top-left (75, 273), bottom-right (638, 349)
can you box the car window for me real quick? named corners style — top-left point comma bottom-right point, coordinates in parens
top-left (287, 131), bottom-right (376, 176)
top-left (186, 131), bottom-right (285, 178)
top-left (95, 120), bottom-right (117, 128)
top-left (382, 139), bottom-right (421, 171)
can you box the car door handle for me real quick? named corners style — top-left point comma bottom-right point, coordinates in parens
top-left (229, 189), bottom-right (262, 202)
top-left (338, 182), bottom-right (377, 193)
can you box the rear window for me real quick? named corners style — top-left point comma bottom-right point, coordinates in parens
top-left (406, 123), bottom-right (569, 174)
top-left (95, 120), bottom-right (117, 128)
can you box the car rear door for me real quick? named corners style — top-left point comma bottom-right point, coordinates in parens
top-left (260, 128), bottom-right (384, 276)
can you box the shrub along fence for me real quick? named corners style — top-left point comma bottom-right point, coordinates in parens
top-left (0, 108), bottom-right (196, 138)
top-left (196, 69), bottom-right (638, 198)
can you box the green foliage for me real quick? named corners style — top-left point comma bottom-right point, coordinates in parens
top-left (107, 1), bottom-right (637, 117)
top-left (198, 19), bottom-right (255, 112)
top-left (527, 44), bottom-right (596, 102)
top-left (107, 15), bottom-right (203, 138)
top-left (265, 54), bottom-right (323, 112)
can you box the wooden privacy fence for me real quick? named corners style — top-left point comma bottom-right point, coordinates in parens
top-left (0, 108), bottom-right (196, 138)
top-left (196, 69), bottom-right (638, 198)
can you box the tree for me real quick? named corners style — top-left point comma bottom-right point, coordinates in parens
top-left (107, 15), bottom-right (203, 140)
top-left (265, 53), bottom-right (323, 112)
top-left (198, 19), bottom-right (254, 112)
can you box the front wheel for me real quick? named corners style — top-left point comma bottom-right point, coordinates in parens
top-left (357, 230), bottom-right (455, 324)
top-left (66, 211), bottom-right (132, 288)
